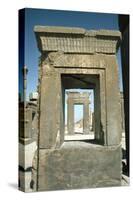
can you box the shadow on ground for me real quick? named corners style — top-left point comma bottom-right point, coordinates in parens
top-left (8, 183), bottom-right (18, 190)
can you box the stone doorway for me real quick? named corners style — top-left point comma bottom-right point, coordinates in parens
top-left (33, 26), bottom-right (122, 191)
top-left (65, 89), bottom-right (95, 141)
top-left (62, 74), bottom-right (101, 143)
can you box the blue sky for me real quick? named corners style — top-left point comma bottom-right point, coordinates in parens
top-left (19, 8), bottom-right (123, 123)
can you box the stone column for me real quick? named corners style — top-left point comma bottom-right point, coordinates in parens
top-left (89, 110), bottom-right (92, 131)
top-left (67, 100), bottom-right (74, 135)
top-left (94, 82), bottom-right (101, 140)
top-left (83, 102), bottom-right (89, 134)
top-left (105, 56), bottom-right (121, 146)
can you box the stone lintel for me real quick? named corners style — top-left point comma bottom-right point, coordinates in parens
top-left (67, 92), bottom-right (90, 109)
top-left (34, 26), bottom-right (121, 54)
top-left (67, 92), bottom-right (89, 99)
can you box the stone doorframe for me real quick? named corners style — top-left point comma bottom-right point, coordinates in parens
top-left (33, 26), bottom-right (122, 191)
top-left (67, 92), bottom-right (90, 135)
top-left (34, 26), bottom-right (121, 148)
top-left (62, 69), bottom-right (105, 144)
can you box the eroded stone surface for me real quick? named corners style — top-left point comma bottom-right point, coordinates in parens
top-left (37, 142), bottom-right (121, 191)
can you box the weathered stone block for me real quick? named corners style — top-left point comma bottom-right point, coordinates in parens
top-left (38, 142), bottom-right (121, 191)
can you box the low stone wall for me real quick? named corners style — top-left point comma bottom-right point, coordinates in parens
top-left (36, 142), bottom-right (121, 191)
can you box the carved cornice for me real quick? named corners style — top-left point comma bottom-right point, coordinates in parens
top-left (34, 26), bottom-right (121, 54)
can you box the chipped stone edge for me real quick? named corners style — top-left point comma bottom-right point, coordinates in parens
top-left (34, 26), bottom-right (121, 38)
